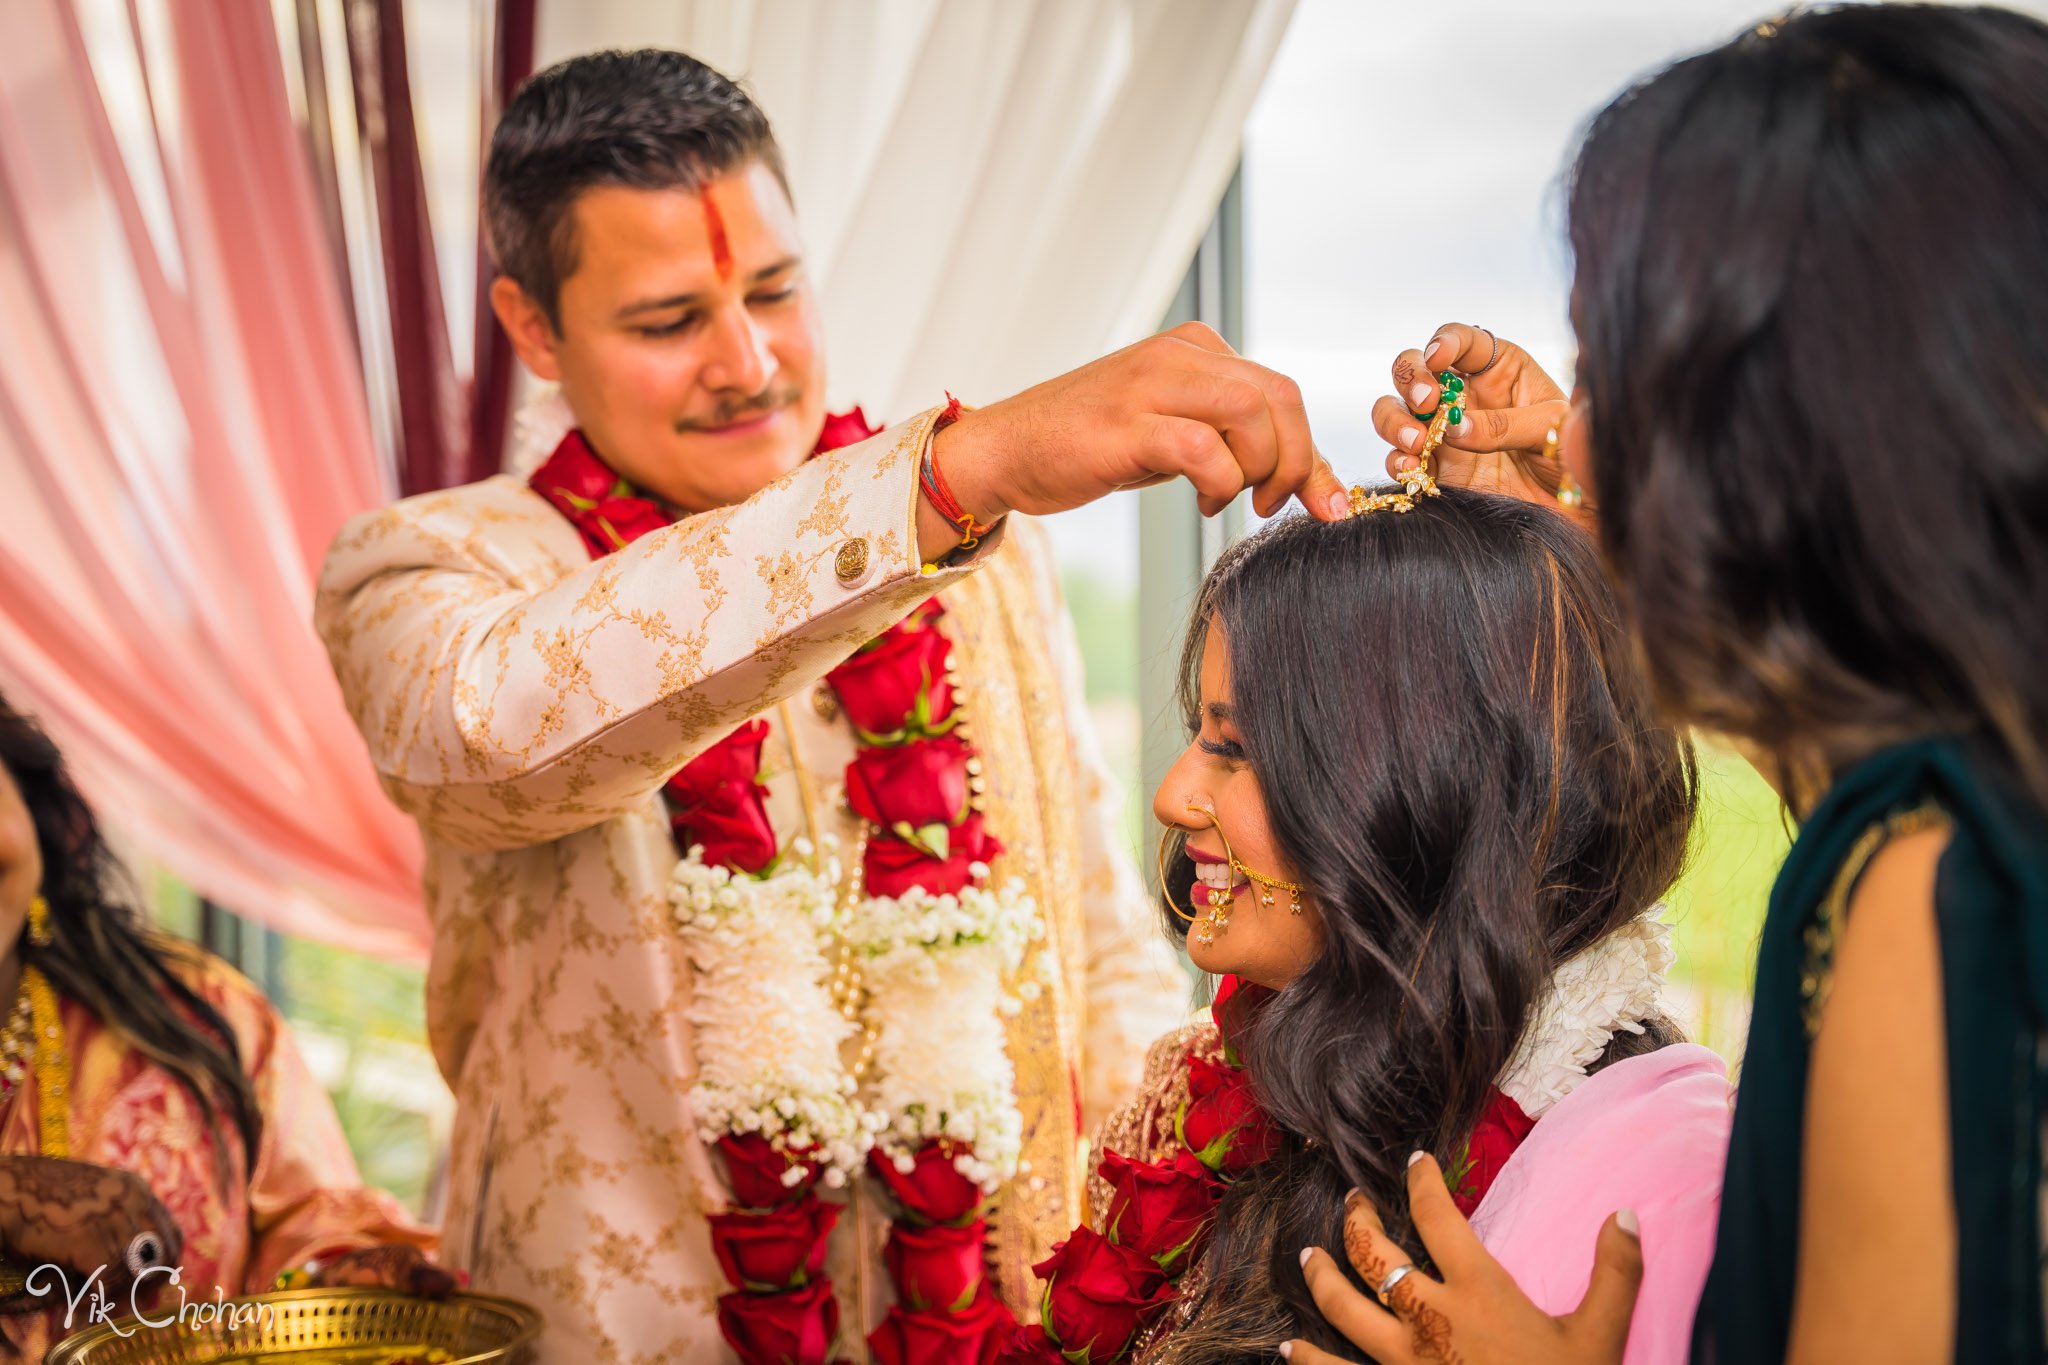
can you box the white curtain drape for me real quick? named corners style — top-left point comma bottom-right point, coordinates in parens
top-left (533, 0), bottom-right (1297, 420)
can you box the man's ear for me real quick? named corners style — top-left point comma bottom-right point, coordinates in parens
top-left (490, 275), bottom-right (563, 382)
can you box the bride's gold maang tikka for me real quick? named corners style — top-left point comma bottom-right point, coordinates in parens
top-left (1349, 369), bottom-right (1458, 515)
top-left (1158, 804), bottom-right (1307, 949)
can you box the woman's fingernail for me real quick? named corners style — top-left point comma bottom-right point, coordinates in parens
top-left (1326, 490), bottom-right (1352, 519)
top-left (1408, 381), bottom-right (1434, 408)
top-left (1397, 426), bottom-right (1419, 451)
top-left (1280, 1344), bottom-right (1295, 1360)
top-left (1299, 1246), bottom-right (1316, 1267)
top-left (1393, 455), bottom-right (1419, 474)
top-left (1616, 1207), bottom-right (1640, 1238)
top-left (1407, 1150), bottom-right (1427, 1168)
top-left (1424, 336), bottom-right (1447, 367)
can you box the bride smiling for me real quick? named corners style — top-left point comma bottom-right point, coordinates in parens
top-left (999, 485), bottom-right (1733, 1365)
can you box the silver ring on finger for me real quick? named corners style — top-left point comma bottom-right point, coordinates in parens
top-left (125, 1231), bottom-right (167, 1279)
top-left (1464, 327), bottom-right (1502, 377)
top-left (1375, 1262), bottom-right (1418, 1306)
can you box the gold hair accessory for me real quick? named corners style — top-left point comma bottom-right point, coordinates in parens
top-left (26, 895), bottom-right (49, 949)
top-left (1352, 371), bottom-right (1454, 515)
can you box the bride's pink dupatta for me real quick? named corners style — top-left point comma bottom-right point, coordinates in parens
top-left (1467, 1043), bottom-right (1733, 1365)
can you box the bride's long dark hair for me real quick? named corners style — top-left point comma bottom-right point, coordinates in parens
top-left (1158, 491), bottom-right (1696, 1362)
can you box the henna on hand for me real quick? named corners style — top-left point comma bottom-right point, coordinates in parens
top-left (1388, 1280), bottom-right (1463, 1365)
top-left (1342, 1187), bottom-right (1464, 1365)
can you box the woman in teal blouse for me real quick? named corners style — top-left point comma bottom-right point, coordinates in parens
top-left (1286, 7), bottom-right (2048, 1364)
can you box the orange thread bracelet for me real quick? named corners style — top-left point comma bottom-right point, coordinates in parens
top-left (919, 394), bottom-right (996, 568)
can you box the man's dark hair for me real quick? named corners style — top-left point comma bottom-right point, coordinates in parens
top-left (484, 48), bottom-right (788, 329)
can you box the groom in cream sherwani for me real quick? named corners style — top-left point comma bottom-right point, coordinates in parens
top-left (316, 49), bottom-right (1342, 1361)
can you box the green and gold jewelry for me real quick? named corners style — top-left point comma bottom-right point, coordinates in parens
top-left (1351, 369), bottom-right (1456, 515)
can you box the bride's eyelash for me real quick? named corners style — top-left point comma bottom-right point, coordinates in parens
top-left (1197, 736), bottom-right (1246, 761)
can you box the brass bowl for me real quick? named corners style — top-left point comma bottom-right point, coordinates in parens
top-left (44, 1287), bottom-right (541, 1364)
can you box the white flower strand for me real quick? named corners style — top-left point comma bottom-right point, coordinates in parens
top-left (1494, 908), bottom-right (1676, 1119)
top-left (670, 845), bottom-right (876, 1187)
top-left (851, 879), bottom-right (1044, 1191)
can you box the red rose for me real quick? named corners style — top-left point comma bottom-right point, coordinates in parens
top-left (868, 1141), bottom-right (985, 1226)
top-left (717, 1276), bottom-right (839, 1364)
top-left (815, 406), bottom-right (882, 454)
top-left (529, 429), bottom-right (673, 554)
top-left (865, 813), bottom-right (1004, 898)
top-left (827, 618), bottom-right (956, 738)
top-left (1032, 1226), bottom-right (1175, 1362)
top-left (1179, 1053), bottom-right (1282, 1174)
top-left (1098, 1149), bottom-right (1223, 1271)
top-left (665, 719), bottom-right (776, 872)
top-left (707, 1193), bottom-right (839, 1290)
top-left (993, 1324), bottom-right (1067, 1364)
top-left (1451, 1088), bottom-right (1536, 1215)
top-left (884, 1217), bottom-right (987, 1310)
top-left (846, 734), bottom-right (972, 835)
top-left (867, 1288), bottom-right (1015, 1365)
top-left (716, 1133), bottom-right (819, 1209)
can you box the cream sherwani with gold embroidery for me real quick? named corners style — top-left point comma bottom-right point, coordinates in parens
top-left (315, 408), bottom-right (1185, 1362)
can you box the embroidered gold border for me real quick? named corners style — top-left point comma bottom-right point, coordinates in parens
top-left (937, 537), bottom-right (1089, 1311)
top-left (1801, 801), bottom-right (1950, 1037)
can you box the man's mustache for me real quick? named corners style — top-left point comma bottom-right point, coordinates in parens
top-left (675, 384), bottom-right (803, 433)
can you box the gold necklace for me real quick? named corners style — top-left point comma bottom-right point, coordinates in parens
top-left (2, 965), bottom-right (70, 1158)
top-left (0, 986), bottom-right (32, 1096)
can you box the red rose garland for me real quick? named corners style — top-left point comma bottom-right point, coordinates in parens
top-left (997, 977), bottom-right (1534, 1363)
top-left (534, 415), bottom-right (862, 1363)
top-left (535, 410), bottom-right (1016, 1364)
top-left (531, 426), bottom-right (793, 874)
top-left (827, 602), bottom-right (1014, 1362)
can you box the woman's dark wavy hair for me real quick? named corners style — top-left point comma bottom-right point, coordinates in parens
top-left (0, 695), bottom-right (261, 1165)
top-left (1568, 3), bottom-right (2048, 809)
top-left (1158, 491), bottom-right (1696, 1362)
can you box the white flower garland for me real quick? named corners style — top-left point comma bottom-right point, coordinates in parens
top-left (1494, 908), bottom-right (1676, 1119)
top-left (845, 877), bottom-right (1047, 1191)
top-left (670, 843), bottom-right (876, 1187)
top-left (671, 844), bottom-right (1048, 1193)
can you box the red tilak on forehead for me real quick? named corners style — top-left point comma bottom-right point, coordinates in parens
top-left (701, 190), bottom-right (734, 281)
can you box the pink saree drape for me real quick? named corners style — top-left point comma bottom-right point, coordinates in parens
top-left (0, 0), bottom-right (426, 956)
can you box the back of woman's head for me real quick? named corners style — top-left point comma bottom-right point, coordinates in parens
top-left (1163, 491), bottom-right (1695, 1361)
top-left (1569, 3), bottom-right (2048, 804)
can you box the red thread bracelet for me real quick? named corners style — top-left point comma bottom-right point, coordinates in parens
top-left (919, 394), bottom-right (996, 556)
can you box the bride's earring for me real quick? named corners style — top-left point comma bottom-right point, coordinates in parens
top-left (26, 895), bottom-right (50, 949)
